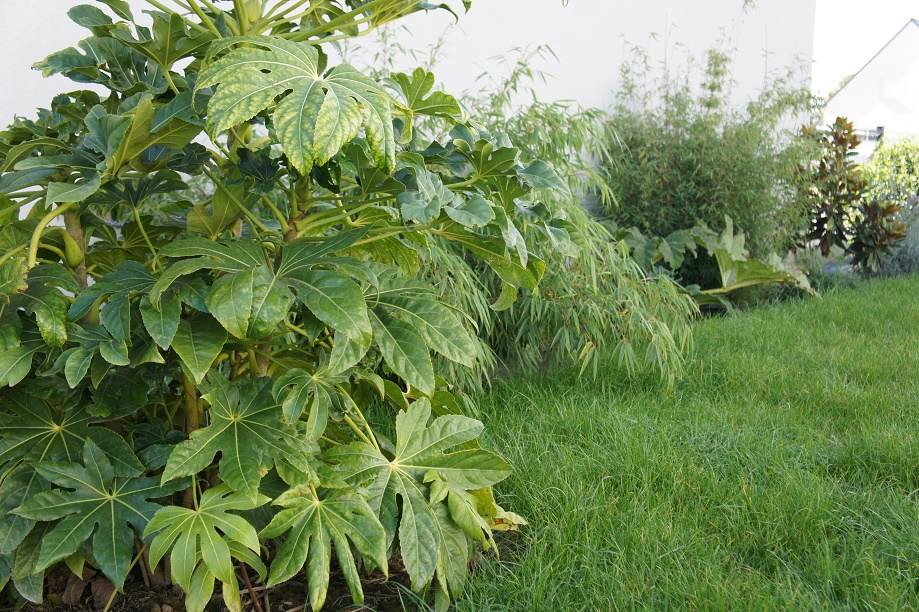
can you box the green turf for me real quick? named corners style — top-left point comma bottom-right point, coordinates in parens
top-left (456, 275), bottom-right (919, 611)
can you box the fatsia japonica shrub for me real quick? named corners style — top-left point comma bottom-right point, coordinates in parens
top-left (0, 1), bottom-right (570, 610)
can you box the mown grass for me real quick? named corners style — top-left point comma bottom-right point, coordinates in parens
top-left (456, 275), bottom-right (919, 611)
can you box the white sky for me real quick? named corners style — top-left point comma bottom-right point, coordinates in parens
top-left (812, 0), bottom-right (918, 96)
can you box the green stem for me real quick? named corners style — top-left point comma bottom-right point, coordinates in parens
top-left (143, 0), bottom-right (210, 34)
top-left (39, 244), bottom-right (66, 260)
top-left (203, 168), bottom-right (272, 234)
top-left (233, 0), bottom-right (249, 34)
top-left (350, 224), bottom-right (432, 247)
top-left (28, 202), bottom-right (74, 268)
top-left (261, 194), bottom-right (290, 233)
top-left (186, 0), bottom-right (223, 36)
top-left (132, 205), bottom-right (160, 271)
top-left (348, 403), bottom-right (381, 452)
top-left (295, 197), bottom-right (392, 234)
top-left (198, 0), bottom-right (241, 35)
top-left (446, 176), bottom-right (479, 190)
top-left (261, 0), bottom-right (308, 23)
top-left (284, 0), bottom-right (391, 41)
top-left (162, 70), bottom-right (181, 95)
top-left (343, 414), bottom-right (376, 448)
top-left (0, 244), bottom-right (27, 266)
top-left (284, 320), bottom-right (312, 339)
top-left (63, 208), bottom-right (88, 290)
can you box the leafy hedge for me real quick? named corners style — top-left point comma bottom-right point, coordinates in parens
top-left (600, 47), bottom-right (815, 257)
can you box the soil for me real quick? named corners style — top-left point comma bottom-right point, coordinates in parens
top-left (14, 560), bottom-right (419, 612)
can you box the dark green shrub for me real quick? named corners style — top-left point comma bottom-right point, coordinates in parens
top-left (600, 47), bottom-right (815, 257)
top-left (797, 117), bottom-right (868, 255)
top-left (848, 201), bottom-right (906, 271)
top-left (0, 2), bottom-right (568, 610)
top-left (863, 138), bottom-right (919, 273)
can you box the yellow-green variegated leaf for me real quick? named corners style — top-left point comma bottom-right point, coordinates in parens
top-left (197, 36), bottom-right (395, 174)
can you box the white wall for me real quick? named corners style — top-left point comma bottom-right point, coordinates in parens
top-left (823, 21), bottom-right (919, 144)
top-left (362, 0), bottom-right (817, 110)
top-left (0, 0), bottom-right (817, 126)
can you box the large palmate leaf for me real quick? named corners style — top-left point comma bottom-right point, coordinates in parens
top-left (261, 485), bottom-right (387, 611)
top-left (272, 366), bottom-right (349, 432)
top-left (0, 391), bottom-right (143, 478)
top-left (330, 398), bottom-right (511, 590)
top-left (114, 11), bottom-right (216, 71)
top-left (69, 260), bottom-right (156, 320)
top-left (12, 439), bottom-right (182, 589)
top-left (370, 274), bottom-right (476, 368)
top-left (161, 376), bottom-right (312, 500)
top-left (387, 68), bottom-right (462, 142)
top-left (152, 233), bottom-right (371, 343)
top-left (197, 36), bottom-right (395, 173)
top-left (146, 484), bottom-right (268, 612)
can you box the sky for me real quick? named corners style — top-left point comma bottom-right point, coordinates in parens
top-left (812, 0), bottom-right (918, 96)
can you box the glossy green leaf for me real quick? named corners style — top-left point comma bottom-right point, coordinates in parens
top-left (388, 68), bottom-right (461, 142)
top-left (161, 376), bottom-right (311, 500)
top-left (286, 270), bottom-right (370, 342)
top-left (272, 366), bottom-right (347, 431)
top-left (139, 293), bottom-right (181, 350)
top-left (15, 265), bottom-right (77, 348)
top-left (114, 11), bottom-right (215, 71)
top-left (0, 345), bottom-right (39, 387)
top-left (444, 194), bottom-right (495, 228)
top-left (13, 439), bottom-right (181, 589)
top-left (45, 174), bottom-right (102, 205)
top-left (330, 399), bottom-right (510, 589)
top-left (170, 316), bottom-right (227, 385)
top-left (261, 486), bottom-right (387, 610)
top-left (369, 309), bottom-right (434, 394)
top-left (205, 269), bottom-right (254, 339)
top-left (518, 160), bottom-right (570, 195)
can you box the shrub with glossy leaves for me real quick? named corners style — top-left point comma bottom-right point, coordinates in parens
top-left (0, 2), bottom-right (571, 611)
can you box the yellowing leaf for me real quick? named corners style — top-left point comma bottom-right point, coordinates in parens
top-left (197, 36), bottom-right (395, 173)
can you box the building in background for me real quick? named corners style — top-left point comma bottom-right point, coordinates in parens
top-left (0, 0), bottom-right (817, 125)
top-left (823, 19), bottom-right (919, 161)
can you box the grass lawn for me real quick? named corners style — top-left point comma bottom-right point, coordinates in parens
top-left (456, 275), bottom-right (919, 610)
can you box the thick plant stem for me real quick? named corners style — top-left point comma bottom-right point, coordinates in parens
top-left (182, 374), bottom-right (200, 508)
top-left (255, 342), bottom-right (271, 377)
top-left (63, 208), bottom-right (88, 290)
top-left (28, 202), bottom-right (74, 268)
top-left (183, 374), bottom-right (200, 433)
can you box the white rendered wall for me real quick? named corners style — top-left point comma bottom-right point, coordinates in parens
top-left (822, 22), bottom-right (919, 143)
top-left (0, 0), bottom-right (817, 125)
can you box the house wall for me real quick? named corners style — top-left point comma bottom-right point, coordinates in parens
top-left (360, 0), bottom-right (817, 110)
top-left (0, 0), bottom-right (817, 126)
top-left (822, 21), bottom-right (919, 149)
